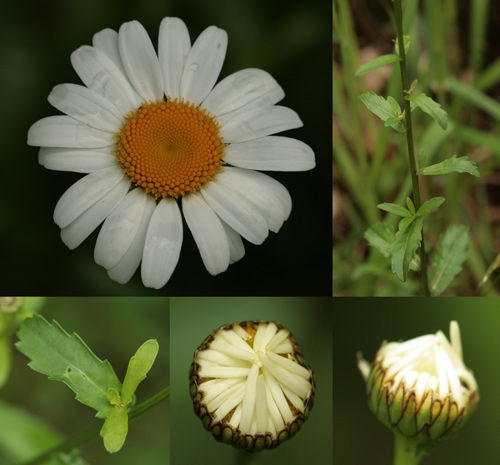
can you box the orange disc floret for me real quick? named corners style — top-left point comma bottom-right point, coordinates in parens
top-left (115, 98), bottom-right (226, 199)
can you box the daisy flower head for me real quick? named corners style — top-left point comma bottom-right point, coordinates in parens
top-left (27, 18), bottom-right (315, 289)
top-left (357, 321), bottom-right (479, 444)
top-left (190, 320), bottom-right (315, 451)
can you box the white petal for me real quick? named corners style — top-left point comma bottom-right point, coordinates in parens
top-left (202, 68), bottom-right (283, 116)
top-left (28, 115), bottom-right (114, 148)
top-left (218, 106), bottom-right (303, 143)
top-left (60, 176), bottom-right (130, 249)
top-left (71, 45), bottom-right (139, 114)
top-left (39, 146), bottom-right (117, 173)
top-left (158, 17), bottom-right (191, 100)
top-left (48, 83), bottom-right (123, 132)
top-left (216, 167), bottom-right (292, 232)
top-left (200, 181), bottom-right (269, 244)
top-left (220, 220), bottom-right (245, 264)
top-left (92, 28), bottom-right (126, 75)
top-left (118, 20), bottom-right (164, 102)
top-left (94, 188), bottom-right (149, 269)
top-left (107, 195), bottom-right (156, 284)
top-left (141, 199), bottom-right (183, 289)
top-left (54, 166), bottom-right (126, 228)
top-left (182, 193), bottom-right (230, 275)
top-left (180, 26), bottom-right (227, 105)
top-left (224, 136), bottom-right (315, 171)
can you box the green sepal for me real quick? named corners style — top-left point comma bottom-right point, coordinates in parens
top-left (121, 339), bottom-right (159, 406)
top-left (100, 406), bottom-right (128, 453)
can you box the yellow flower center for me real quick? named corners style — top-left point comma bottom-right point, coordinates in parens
top-left (115, 98), bottom-right (226, 199)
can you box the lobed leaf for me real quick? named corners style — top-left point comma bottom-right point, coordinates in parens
top-left (355, 54), bottom-right (401, 76)
top-left (430, 225), bottom-right (471, 296)
top-left (15, 315), bottom-right (122, 419)
top-left (364, 222), bottom-right (396, 258)
top-left (417, 155), bottom-right (480, 177)
top-left (358, 92), bottom-right (405, 132)
top-left (416, 197), bottom-right (445, 217)
top-left (377, 202), bottom-right (412, 217)
top-left (388, 217), bottom-right (423, 282)
top-left (405, 93), bottom-right (448, 129)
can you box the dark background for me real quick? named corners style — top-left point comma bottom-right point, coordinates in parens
top-left (0, 0), bottom-right (331, 296)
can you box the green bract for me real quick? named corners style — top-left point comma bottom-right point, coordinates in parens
top-left (359, 322), bottom-right (479, 445)
top-left (190, 321), bottom-right (315, 451)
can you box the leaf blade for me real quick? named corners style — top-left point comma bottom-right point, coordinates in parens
top-left (417, 155), bottom-right (480, 177)
top-left (364, 222), bottom-right (396, 258)
top-left (388, 217), bottom-right (423, 281)
top-left (430, 225), bottom-right (471, 295)
top-left (15, 315), bottom-right (122, 419)
top-left (358, 92), bottom-right (405, 132)
top-left (355, 54), bottom-right (401, 76)
top-left (416, 197), bottom-right (446, 217)
top-left (100, 407), bottom-right (128, 453)
top-left (405, 92), bottom-right (448, 129)
top-left (377, 202), bottom-right (412, 217)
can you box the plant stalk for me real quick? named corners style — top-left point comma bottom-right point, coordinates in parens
top-left (394, 0), bottom-right (431, 296)
top-left (19, 386), bottom-right (170, 465)
top-left (393, 434), bottom-right (427, 465)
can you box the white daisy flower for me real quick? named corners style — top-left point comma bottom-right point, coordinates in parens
top-left (190, 320), bottom-right (315, 451)
top-left (27, 18), bottom-right (315, 289)
top-left (358, 321), bottom-right (479, 443)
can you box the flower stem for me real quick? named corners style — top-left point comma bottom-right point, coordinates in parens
top-left (393, 434), bottom-right (427, 465)
top-left (393, 0), bottom-right (431, 296)
top-left (19, 386), bottom-right (170, 465)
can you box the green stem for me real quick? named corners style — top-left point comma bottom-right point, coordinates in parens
top-left (19, 386), bottom-right (170, 465)
top-left (394, 0), bottom-right (431, 296)
top-left (393, 434), bottom-right (427, 465)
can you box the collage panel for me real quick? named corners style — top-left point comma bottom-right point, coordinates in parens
top-left (170, 297), bottom-right (332, 465)
top-left (0, 297), bottom-right (169, 465)
top-left (1, 0), bottom-right (331, 297)
top-left (333, 298), bottom-right (500, 464)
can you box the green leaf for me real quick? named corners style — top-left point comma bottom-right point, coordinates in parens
top-left (405, 93), bottom-right (448, 129)
top-left (100, 406), bottom-right (128, 453)
top-left (121, 339), bottom-right (159, 406)
top-left (358, 92), bottom-right (405, 132)
top-left (398, 216), bottom-right (415, 233)
top-left (387, 96), bottom-right (402, 114)
top-left (377, 202), bottom-right (412, 217)
top-left (355, 54), bottom-right (401, 76)
top-left (394, 34), bottom-right (411, 56)
top-left (364, 222), bottom-right (396, 258)
top-left (384, 116), bottom-right (402, 128)
top-left (388, 217), bottom-right (423, 282)
top-left (0, 337), bottom-right (11, 388)
top-left (15, 315), bottom-right (122, 419)
top-left (417, 148), bottom-right (427, 171)
top-left (410, 79), bottom-right (418, 92)
top-left (416, 197), bottom-right (445, 217)
top-left (430, 225), bottom-right (471, 296)
top-left (406, 197), bottom-right (416, 215)
top-left (417, 155), bottom-right (480, 177)
top-left (107, 387), bottom-right (122, 407)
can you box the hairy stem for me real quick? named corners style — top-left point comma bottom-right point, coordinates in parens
top-left (394, 0), bottom-right (431, 296)
top-left (19, 386), bottom-right (170, 465)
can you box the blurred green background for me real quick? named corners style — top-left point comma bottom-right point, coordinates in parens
top-left (333, 298), bottom-right (500, 464)
top-left (0, 297), bottom-right (169, 464)
top-left (170, 297), bottom-right (332, 465)
top-left (0, 0), bottom-right (331, 296)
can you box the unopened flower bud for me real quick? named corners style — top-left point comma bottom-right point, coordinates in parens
top-left (358, 321), bottom-right (478, 444)
top-left (190, 321), bottom-right (315, 451)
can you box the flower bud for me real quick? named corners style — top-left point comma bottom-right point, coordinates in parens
top-left (190, 321), bottom-right (315, 451)
top-left (358, 321), bottom-right (478, 444)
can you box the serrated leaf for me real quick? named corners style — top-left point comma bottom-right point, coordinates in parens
top-left (100, 406), bottom-right (128, 453)
top-left (430, 225), bottom-right (471, 295)
top-left (121, 339), bottom-right (159, 406)
top-left (355, 53), bottom-right (401, 76)
top-left (394, 34), bottom-right (411, 56)
top-left (406, 197), bottom-right (416, 215)
top-left (358, 92), bottom-right (405, 132)
top-left (388, 217), bottom-right (423, 281)
top-left (377, 202), bottom-right (412, 217)
top-left (416, 197), bottom-right (446, 217)
top-left (364, 222), bottom-right (396, 258)
top-left (405, 93), bottom-right (448, 129)
top-left (417, 155), bottom-right (480, 177)
top-left (387, 96), bottom-right (402, 114)
top-left (15, 315), bottom-right (122, 419)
